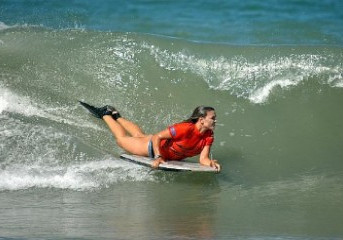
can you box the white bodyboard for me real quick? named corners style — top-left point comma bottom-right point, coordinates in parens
top-left (120, 154), bottom-right (217, 172)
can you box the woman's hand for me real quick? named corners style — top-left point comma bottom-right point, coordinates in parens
top-left (199, 146), bottom-right (220, 172)
top-left (151, 157), bottom-right (165, 169)
top-left (210, 159), bottom-right (221, 172)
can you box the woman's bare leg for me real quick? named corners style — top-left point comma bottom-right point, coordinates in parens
top-left (102, 116), bottom-right (127, 138)
top-left (103, 115), bottom-right (150, 156)
top-left (116, 117), bottom-right (145, 137)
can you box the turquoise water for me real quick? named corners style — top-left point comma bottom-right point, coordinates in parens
top-left (1, 0), bottom-right (343, 45)
top-left (1, 1), bottom-right (343, 239)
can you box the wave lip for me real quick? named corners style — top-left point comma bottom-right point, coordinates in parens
top-left (144, 42), bottom-right (343, 103)
top-left (0, 21), bottom-right (12, 31)
top-left (248, 79), bottom-right (298, 104)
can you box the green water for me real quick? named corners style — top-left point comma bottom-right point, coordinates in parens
top-left (1, 28), bottom-right (343, 239)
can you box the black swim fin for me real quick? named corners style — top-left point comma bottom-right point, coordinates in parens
top-left (79, 101), bottom-right (104, 118)
top-left (79, 101), bottom-right (120, 119)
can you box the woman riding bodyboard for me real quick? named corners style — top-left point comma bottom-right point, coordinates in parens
top-left (80, 102), bottom-right (221, 172)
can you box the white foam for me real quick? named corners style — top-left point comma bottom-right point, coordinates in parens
top-left (328, 73), bottom-right (343, 88)
top-left (0, 87), bottom-right (42, 116)
top-left (249, 79), bottom-right (298, 104)
top-left (0, 21), bottom-right (46, 31)
top-left (143, 43), bottom-right (342, 104)
top-left (1, 88), bottom-right (143, 191)
top-left (0, 87), bottom-right (101, 131)
top-left (0, 22), bottom-right (12, 31)
top-left (0, 95), bottom-right (9, 114)
top-left (334, 81), bottom-right (343, 88)
top-left (0, 158), bottom-right (154, 191)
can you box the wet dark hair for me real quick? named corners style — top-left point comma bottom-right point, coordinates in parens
top-left (184, 106), bottom-right (215, 123)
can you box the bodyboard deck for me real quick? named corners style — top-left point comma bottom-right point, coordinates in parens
top-left (120, 154), bottom-right (217, 172)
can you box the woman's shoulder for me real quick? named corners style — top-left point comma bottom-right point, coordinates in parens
top-left (169, 122), bottom-right (194, 137)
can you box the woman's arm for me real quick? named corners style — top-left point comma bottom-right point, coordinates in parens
top-left (150, 128), bottom-right (172, 168)
top-left (199, 145), bottom-right (221, 172)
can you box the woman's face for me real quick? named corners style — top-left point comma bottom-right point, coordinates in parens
top-left (202, 110), bottom-right (216, 130)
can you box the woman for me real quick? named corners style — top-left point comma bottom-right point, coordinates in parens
top-left (81, 102), bottom-right (220, 171)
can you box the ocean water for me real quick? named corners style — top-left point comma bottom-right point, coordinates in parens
top-left (1, 1), bottom-right (343, 239)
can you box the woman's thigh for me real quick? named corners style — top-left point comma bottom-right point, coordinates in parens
top-left (116, 135), bottom-right (152, 156)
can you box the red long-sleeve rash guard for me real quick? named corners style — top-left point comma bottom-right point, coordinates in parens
top-left (159, 122), bottom-right (214, 160)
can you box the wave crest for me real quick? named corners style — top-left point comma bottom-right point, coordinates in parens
top-left (143, 42), bottom-right (343, 103)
